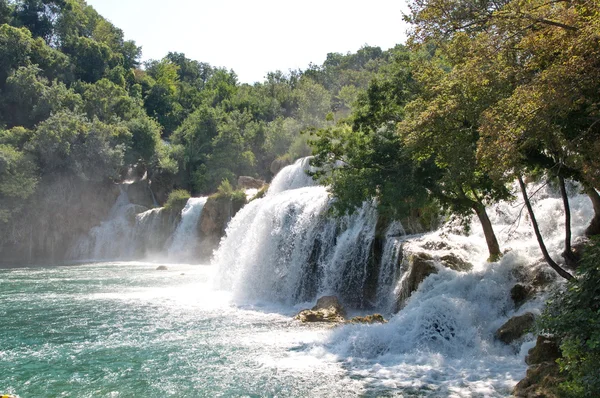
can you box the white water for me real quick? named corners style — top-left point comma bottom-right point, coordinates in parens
top-left (168, 197), bottom-right (208, 262)
top-left (70, 192), bottom-right (209, 263)
top-left (213, 159), bottom-right (595, 396)
top-left (214, 158), bottom-right (382, 307)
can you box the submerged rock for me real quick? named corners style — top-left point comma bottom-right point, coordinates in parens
top-left (156, 265), bottom-right (168, 271)
top-left (347, 314), bottom-right (387, 324)
top-left (495, 312), bottom-right (535, 344)
top-left (295, 295), bottom-right (346, 323)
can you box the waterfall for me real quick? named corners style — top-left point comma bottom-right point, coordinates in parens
top-left (168, 197), bottom-right (208, 262)
top-left (213, 157), bottom-right (385, 307)
top-left (70, 191), bottom-right (209, 263)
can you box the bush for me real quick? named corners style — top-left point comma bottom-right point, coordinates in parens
top-left (539, 238), bottom-right (600, 397)
top-left (212, 179), bottom-right (246, 206)
top-left (164, 189), bottom-right (190, 211)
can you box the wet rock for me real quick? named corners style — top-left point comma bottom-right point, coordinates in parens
top-left (422, 241), bottom-right (451, 251)
top-left (526, 336), bottom-right (561, 366)
top-left (347, 314), bottom-right (387, 324)
top-left (237, 176), bottom-right (265, 190)
top-left (395, 253), bottom-right (438, 311)
top-left (156, 265), bottom-right (168, 271)
top-left (512, 362), bottom-right (563, 398)
top-left (495, 312), bottom-right (536, 344)
top-left (439, 253), bottom-right (473, 272)
top-left (511, 284), bottom-right (533, 307)
top-left (531, 266), bottom-right (557, 288)
top-left (295, 296), bottom-right (346, 323)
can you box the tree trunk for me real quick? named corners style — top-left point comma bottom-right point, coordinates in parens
top-left (518, 176), bottom-right (574, 280)
top-left (473, 202), bottom-right (501, 261)
top-left (585, 186), bottom-right (600, 236)
top-left (558, 176), bottom-right (578, 267)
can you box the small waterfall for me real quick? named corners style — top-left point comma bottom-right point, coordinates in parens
top-left (376, 221), bottom-right (407, 310)
top-left (168, 197), bottom-right (208, 262)
top-left (70, 190), bottom-right (209, 263)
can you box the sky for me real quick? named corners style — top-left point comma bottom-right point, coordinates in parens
top-left (85, 0), bottom-right (410, 84)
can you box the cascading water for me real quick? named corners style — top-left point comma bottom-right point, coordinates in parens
top-left (70, 189), bottom-right (209, 263)
top-left (213, 159), bottom-right (595, 396)
top-left (214, 158), bottom-right (387, 307)
top-left (168, 197), bottom-right (208, 262)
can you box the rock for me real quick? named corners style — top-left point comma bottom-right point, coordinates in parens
top-left (439, 253), bottom-right (473, 272)
top-left (495, 312), bottom-right (536, 344)
top-left (270, 156), bottom-right (292, 175)
top-left (512, 362), bottom-right (563, 398)
top-left (511, 284), bottom-right (533, 307)
top-left (197, 194), bottom-right (246, 260)
top-left (531, 264), bottom-right (557, 288)
top-left (124, 180), bottom-right (155, 208)
top-left (395, 253), bottom-right (438, 311)
top-left (347, 314), bottom-right (387, 324)
top-left (526, 336), bottom-right (561, 365)
top-left (422, 241), bottom-right (451, 251)
top-left (237, 176), bottom-right (265, 190)
top-left (294, 295), bottom-right (346, 323)
top-left (156, 265), bottom-right (168, 271)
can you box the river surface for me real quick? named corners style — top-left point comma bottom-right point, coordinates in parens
top-left (0, 261), bottom-right (528, 397)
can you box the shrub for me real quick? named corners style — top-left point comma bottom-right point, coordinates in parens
top-left (539, 238), bottom-right (600, 397)
top-left (164, 189), bottom-right (190, 211)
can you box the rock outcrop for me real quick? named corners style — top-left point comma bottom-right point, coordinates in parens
top-left (237, 176), bottom-right (265, 190)
top-left (347, 314), bottom-right (387, 324)
top-left (295, 296), bottom-right (346, 323)
top-left (395, 251), bottom-right (473, 311)
top-left (0, 176), bottom-right (120, 266)
top-left (513, 336), bottom-right (564, 398)
top-left (197, 194), bottom-right (246, 259)
top-left (495, 312), bottom-right (536, 344)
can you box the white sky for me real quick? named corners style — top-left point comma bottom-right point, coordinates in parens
top-left (85, 0), bottom-right (410, 84)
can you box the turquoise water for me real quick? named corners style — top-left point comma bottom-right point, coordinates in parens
top-left (1, 262), bottom-right (526, 397)
top-left (0, 262), bottom-right (360, 397)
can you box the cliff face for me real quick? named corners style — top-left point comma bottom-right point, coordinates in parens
top-left (197, 195), bottom-right (246, 260)
top-left (0, 175), bottom-right (120, 266)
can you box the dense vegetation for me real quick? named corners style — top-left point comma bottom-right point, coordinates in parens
top-left (1, 0), bottom-right (599, 392)
top-left (308, 0), bottom-right (600, 394)
top-left (0, 0), bottom-right (397, 259)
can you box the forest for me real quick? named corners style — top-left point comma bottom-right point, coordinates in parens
top-left (0, 0), bottom-right (599, 395)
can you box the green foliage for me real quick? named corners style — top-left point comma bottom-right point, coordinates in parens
top-left (163, 188), bottom-right (190, 211)
top-left (0, 143), bottom-right (38, 222)
top-left (212, 179), bottom-right (246, 205)
top-left (539, 238), bottom-right (600, 397)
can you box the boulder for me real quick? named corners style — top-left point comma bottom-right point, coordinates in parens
top-left (526, 336), bottom-right (561, 366)
top-left (156, 265), bottom-right (168, 271)
top-left (495, 312), bottom-right (536, 344)
top-left (237, 176), bottom-right (265, 190)
top-left (439, 253), bottom-right (473, 272)
top-left (347, 314), bottom-right (387, 324)
top-left (295, 295), bottom-right (346, 323)
top-left (511, 284), bottom-right (533, 307)
top-left (395, 253), bottom-right (438, 311)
